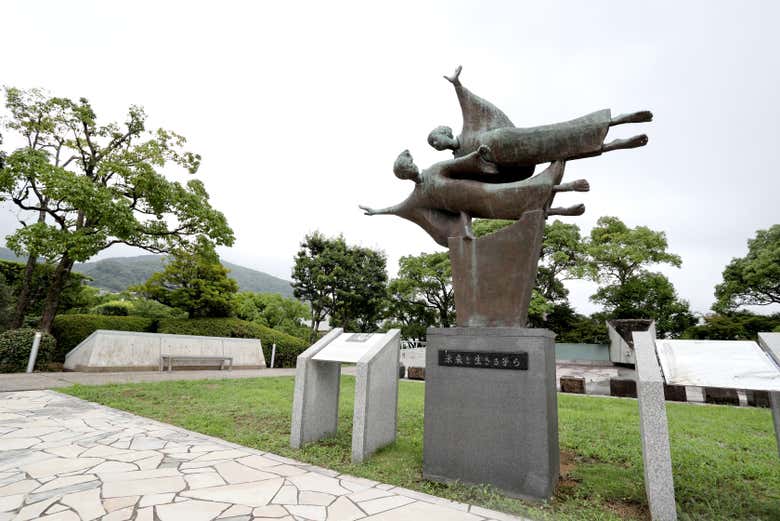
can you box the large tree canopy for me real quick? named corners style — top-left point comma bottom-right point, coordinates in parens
top-left (133, 238), bottom-right (238, 318)
top-left (292, 232), bottom-right (387, 338)
top-left (714, 225), bottom-right (780, 311)
top-left (0, 87), bottom-right (233, 331)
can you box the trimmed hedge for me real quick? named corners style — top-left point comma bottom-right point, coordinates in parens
top-left (51, 314), bottom-right (155, 361)
top-left (0, 328), bottom-right (57, 372)
top-left (157, 318), bottom-right (308, 367)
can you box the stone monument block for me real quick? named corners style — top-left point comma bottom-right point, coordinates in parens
top-left (423, 327), bottom-right (558, 500)
top-left (704, 387), bottom-right (739, 406)
top-left (633, 331), bottom-right (678, 521)
top-left (560, 376), bottom-right (586, 394)
top-left (757, 333), bottom-right (780, 457)
top-left (290, 329), bottom-right (401, 463)
top-left (610, 378), bottom-right (637, 398)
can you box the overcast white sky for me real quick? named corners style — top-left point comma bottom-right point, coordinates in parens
top-left (1, 1), bottom-right (778, 316)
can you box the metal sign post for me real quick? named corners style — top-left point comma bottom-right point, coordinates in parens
top-left (26, 332), bottom-right (43, 373)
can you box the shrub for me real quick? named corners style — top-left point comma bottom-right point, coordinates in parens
top-left (157, 317), bottom-right (308, 367)
top-left (0, 328), bottom-right (57, 372)
top-left (51, 314), bottom-right (154, 361)
top-left (90, 300), bottom-right (133, 316)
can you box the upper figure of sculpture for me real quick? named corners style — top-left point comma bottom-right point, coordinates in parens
top-left (427, 66), bottom-right (653, 181)
top-left (360, 66), bottom-right (652, 247)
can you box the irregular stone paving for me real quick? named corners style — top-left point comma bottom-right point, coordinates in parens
top-left (0, 391), bottom-right (530, 521)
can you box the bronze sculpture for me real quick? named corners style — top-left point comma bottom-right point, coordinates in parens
top-left (361, 66), bottom-right (651, 327)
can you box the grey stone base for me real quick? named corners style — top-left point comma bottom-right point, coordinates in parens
top-left (65, 364), bottom-right (265, 372)
top-left (423, 327), bottom-right (559, 501)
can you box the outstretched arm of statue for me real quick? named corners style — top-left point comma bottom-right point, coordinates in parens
top-left (552, 179), bottom-right (589, 193)
top-left (359, 204), bottom-right (400, 216)
top-left (443, 65), bottom-right (462, 86)
top-left (441, 145), bottom-right (499, 177)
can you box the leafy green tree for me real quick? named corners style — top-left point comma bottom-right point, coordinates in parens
top-left (592, 272), bottom-right (695, 337)
top-left (584, 216), bottom-right (682, 285)
top-left (714, 225), bottom-right (780, 312)
top-left (0, 87), bottom-right (233, 332)
top-left (683, 312), bottom-right (780, 341)
top-left (292, 233), bottom-right (388, 338)
top-left (388, 252), bottom-right (454, 333)
top-left (232, 292), bottom-right (309, 339)
top-left (0, 259), bottom-right (92, 320)
top-left (133, 238), bottom-right (238, 318)
top-left (583, 216), bottom-right (692, 337)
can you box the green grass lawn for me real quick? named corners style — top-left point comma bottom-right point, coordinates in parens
top-left (62, 377), bottom-right (780, 520)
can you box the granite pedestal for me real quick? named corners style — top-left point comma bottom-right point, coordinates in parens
top-left (423, 327), bottom-right (559, 501)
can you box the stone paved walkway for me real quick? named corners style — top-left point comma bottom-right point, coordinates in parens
top-left (0, 391), bottom-right (528, 521)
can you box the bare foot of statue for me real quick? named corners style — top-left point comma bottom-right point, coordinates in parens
top-left (610, 111), bottom-right (653, 126)
top-left (548, 204), bottom-right (585, 216)
top-left (444, 65), bottom-right (463, 86)
top-left (359, 205), bottom-right (377, 216)
top-left (553, 179), bottom-right (590, 193)
top-left (602, 134), bottom-right (648, 152)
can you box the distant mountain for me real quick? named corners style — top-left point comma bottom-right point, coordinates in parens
top-left (0, 247), bottom-right (294, 297)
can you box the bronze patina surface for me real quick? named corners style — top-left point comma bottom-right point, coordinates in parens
top-left (361, 66), bottom-right (651, 326)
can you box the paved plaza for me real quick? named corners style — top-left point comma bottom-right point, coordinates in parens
top-left (0, 390), bottom-right (527, 521)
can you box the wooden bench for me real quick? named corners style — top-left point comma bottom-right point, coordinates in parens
top-left (159, 355), bottom-right (233, 372)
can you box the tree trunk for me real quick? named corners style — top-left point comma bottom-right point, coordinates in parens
top-left (10, 254), bottom-right (38, 329)
top-left (39, 256), bottom-right (74, 333)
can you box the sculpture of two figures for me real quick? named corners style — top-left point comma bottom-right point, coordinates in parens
top-left (361, 66), bottom-right (651, 327)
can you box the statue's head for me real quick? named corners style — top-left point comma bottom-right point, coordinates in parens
top-left (393, 150), bottom-right (420, 182)
top-left (427, 125), bottom-right (458, 151)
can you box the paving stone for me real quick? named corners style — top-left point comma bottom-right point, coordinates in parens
top-left (61, 488), bottom-right (106, 520)
top-left (327, 496), bottom-right (365, 521)
top-left (38, 511), bottom-right (79, 521)
top-left (33, 475), bottom-right (97, 493)
top-left (347, 488), bottom-right (392, 503)
top-left (130, 437), bottom-right (167, 451)
top-left (271, 485), bottom-right (298, 505)
top-left (101, 506), bottom-right (134, 521)
top-left (102, 496), bottom-right (139, 512)
top-left (358, 495), bottom-right (414, 515)
top-left (193, 450), bottom-right (250, 462)
top-left (102, 476), bottom-right (186, 498)
top-left (364, 501), bottom-right (484, 520)
top-left (44, 446), bottom-right (86, 459)
top-left (185, 472), bottom-right (226, 489)
top-left (156, 499), bottom-right (231, 521)
top-left (235, 455), bottom-right (280, 469)
top-left (139, 493), bottom-right (175, 507)
top-left (135, 506), bottom-right (154, 521)
top-left (90, 461), bottom-right (138, 473)
top-left (298, 490), bottom-right (335, 506)
top-left (251, 504), bottom-right (288, 517)
top-left (20, 457), bottom-right (104, 478)
top-left (285, 505), bottom-right (327, 521)
top-left (43, 503), bottom-right (69, 514)
top-left (98, 467), bottom-right (179, 482)
top-left (135, 454), bottom-right (164, 470)
top-left (469, 505), bottom-right (529, 520)
top-left (0, 479), bottom-right (38, 496)
top-left (12, 496), bottom-right (59, 521)
top-left (0, 493), bottom-right (24, 513)
top-left (219, 504), bottom-right (252, 518)
top-left (0, 439), bottom-right (40, 451)
top-left (180, 479), bottom-right (284, 507)
top-left (264, 464), bottom-right (308, 478)
top-left (288, 473), bottom-right (351, 496)
top-left (214, 461), bottom-right (278, 484)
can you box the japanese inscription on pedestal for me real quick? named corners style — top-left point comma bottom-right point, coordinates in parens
top-left (438, 350), bottom-right (528, 370)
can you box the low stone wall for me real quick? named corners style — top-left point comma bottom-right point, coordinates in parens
top-left (64, 330), bottom-right (265, 372)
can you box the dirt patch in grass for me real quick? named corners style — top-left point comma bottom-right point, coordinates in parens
top-left (558, 450), bottom-right (579, 489)
top-left (606, 500), bottom-right (649, 520)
